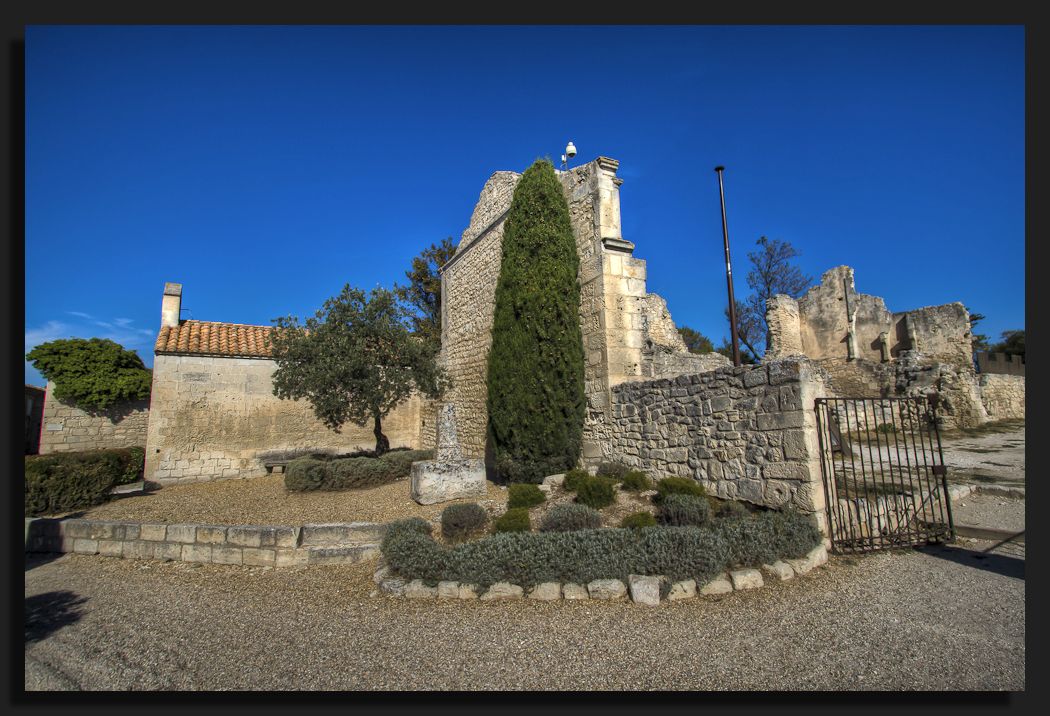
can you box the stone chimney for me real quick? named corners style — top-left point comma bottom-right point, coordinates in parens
top-left (161, 282), bottom-right (182, 327)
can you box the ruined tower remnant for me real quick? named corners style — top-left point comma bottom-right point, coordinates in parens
top-left (439, 156), bottom-right (729, 467)
top-left (410, 403), bottom-right (486, 505)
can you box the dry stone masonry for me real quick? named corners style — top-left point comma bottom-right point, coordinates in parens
top-left (606, 358), bottom-right (828, 525)
top-left (39, 381), bottom-right (150, 454)
top-left (410, 403), bottom-right (486, 505)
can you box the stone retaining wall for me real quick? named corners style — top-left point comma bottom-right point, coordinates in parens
top-left (24, 517), bottom-right (386, 567)
top-left (606, 358), bottom-right (828, 529)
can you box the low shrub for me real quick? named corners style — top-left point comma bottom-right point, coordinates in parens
top-left (619, 470), bottom-right (651, 492)
top-left (495, 454), bottom-right (567, 485)
top-left (441, 503), bottom-right (488, 542)
top-left (284, 449), bottom-right (433, 492)
top-left (382, 524), bottom-right (729, 590)
top-left (620, 512), bottom-right (657, 529)
top-left (574, 476), bottom-right (616, 510)
top-left (539, 503), bottom-right (602, 532)
top-left (563, 468), bottom-right (590, 492)
top-left (764, 510), bottom-right (822, 559)
top-left (715, 500), bottom-right (751, 520)
top-left (654, 476), bottom-right (707, 503)
top-left (595, 461), bottom-right (631, 482)
top-left (25, 447), bottom-right (144, 516)
top-left (713, 514), bottom-right (780, 568)
top-left (658, 494), bottom-right (713, 528)
top-left (507, 483), bottom-right (546, 509)
top-left (494, 508), bottom-right (531, 533)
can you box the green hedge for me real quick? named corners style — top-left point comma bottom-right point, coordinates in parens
top-left (507, 483), bottom-right (546, 509)
top-left (539, 503), bottom-right (602, 532)
top-left (381, 510), bottom-right (821, 590)
top-left (441, 503), bottom-right (488, 542)
top-left (25, 447), bottom-right (145, 516)
top-left (654, 476), bottom-right (707, 503)
top-left (575, 476), bottom-right (616, 509)
top-left (619, 470), bottom-right (651, 492)
top-left (493, 508), bottom-right (531, 533)
top-left (657, 494), bottom-right (713, 528)
top-left (620, 512), bottom-right (657, 529)
top-left (284, 449), bottom-right (434, 491)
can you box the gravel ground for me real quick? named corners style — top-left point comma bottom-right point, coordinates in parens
top-left (950, 492), bottom-right (1026, 533)
top-left (24, 538), bottom-right (1023, 691)
top-left (76, 475), bottom-right (508, 526)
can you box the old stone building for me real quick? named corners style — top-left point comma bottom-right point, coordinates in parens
top-left (143, 283), bottom-right (432, 485)
top-left (764, 265), bottom-right (1023, 427)
top-left (440, 156), bottom-right (728, 466)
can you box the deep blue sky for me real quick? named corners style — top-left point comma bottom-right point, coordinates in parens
top-left (25, 25), bottom-right (1024, 386)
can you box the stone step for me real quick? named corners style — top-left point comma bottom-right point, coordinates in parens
top-left (304, 543), bottom-right (381, 565)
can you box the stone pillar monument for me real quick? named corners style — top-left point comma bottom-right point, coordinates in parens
top-left (410, 404), bottom-right (486, 505)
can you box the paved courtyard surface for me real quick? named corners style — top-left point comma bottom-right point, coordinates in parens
top-left (24, 539), bottom-right (1023, 691)
top-left (940, 422), bottom-right (1025, 489)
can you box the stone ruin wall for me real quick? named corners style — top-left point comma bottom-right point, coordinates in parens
top-left (606, 358), bottom-right (828, 533)
top-left (144, 355), bottom-right (429, 485)
top-left (978, 373), bottom-right (1025, 421)
top-left (440, 157), bottom-right (730, 466)
top-left (39, 381), bottom-right (151, 454)
top-left (764, 265), bottom-right (1012, 429)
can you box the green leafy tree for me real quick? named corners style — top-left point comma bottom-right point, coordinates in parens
top-left (486, 158), bottom-right (586, 483)
top-left (25, 338), bottom-right (152, 411)
top-left (395, 237), bottom-right (456, 349)
top-left (677, 326), bottom-right (715, 354)
top-left (269, 285), bottom-right (445, 455)
top-left (991, 329), bottom-right (1025, 359)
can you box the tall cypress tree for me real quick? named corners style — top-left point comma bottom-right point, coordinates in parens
top-left (486, 158), bottom-right (586, 483)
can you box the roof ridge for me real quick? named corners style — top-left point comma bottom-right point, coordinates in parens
top-left (180, 319), bottom-right (275, 329)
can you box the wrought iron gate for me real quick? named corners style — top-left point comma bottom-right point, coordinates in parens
top-left (814, 396), bottom-right (954, 553)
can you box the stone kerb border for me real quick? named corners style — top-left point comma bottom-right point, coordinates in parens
top-left (24, 518), bottom-right (386, 568)
top-left (373, 544), bottom-right (830, 605)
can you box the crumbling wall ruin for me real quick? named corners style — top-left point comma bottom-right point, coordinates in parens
top-left (440, 156), bottom-right (728, 467)
top-left (764, 266), bottom-right (1017, 429)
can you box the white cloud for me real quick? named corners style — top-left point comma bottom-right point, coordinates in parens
top-left (66, 311), bottom-right (94, 319)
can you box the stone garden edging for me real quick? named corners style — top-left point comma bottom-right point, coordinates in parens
top-left (372, 544), bottom-right (830, 605)
top-left (24, 516), bottom-right (387, 567)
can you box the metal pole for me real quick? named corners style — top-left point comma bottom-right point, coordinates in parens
top-left (715, 166), bottom-right (741, 367)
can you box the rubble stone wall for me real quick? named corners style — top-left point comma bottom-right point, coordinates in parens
top-left (606, 358), bottom-right (829, 530)
top-left (39, 382), bottom-right (150, 454)
top-left (979, 374), bottom-right (1025, 421)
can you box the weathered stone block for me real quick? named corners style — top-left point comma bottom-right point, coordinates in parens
top-left (139, 523), bottom-right (167, 541)
top-left (437, 581), bottom-right (460, 599)
top-left (405, 580), bottom-right (438, 599)
top-left (166, 524), bottom-right (196, 544)
top-left (242, 547), bottom-right (275, 566)
top-left (527, 582), bottom-right (562, 601)
top-left (155, 542), bottom-right (183, 561)
top-left (761, 561), bottom-right (795, 581)
top-left (699, 574), bottom-right (734, 596)
top-left (72, 538), bottom-right (99, 555)
top-left (227, 526), bottom-right (264, 548)
top-left (757, 412), bottom-right (805, 431)
top-left (97, 539), bottom-right (124, 557)
top-left (410, 458), bottom-right (487, 505)
top-left (380, 578), bottom-right (407, 596)
top-left (275, 549), bottom-right (307, 568)
top-left (668, 579), bottom-right (697, 601)
top-left (730, 568), bottom-right (764, 590)
top-left (182, 544), bottom-right (213, 563)
top-left (480, 582), bottom-right (524, 600)
top-left (587, 579), bottom-right (627, 600)
top-left (627, 574), bottom-right (661, 605)
top-left (458, 584), bottom-right (479, 599)
top-left (562, 583), bottom-right (589, 600)
top-left (743, 367), bottom-right (768, 388)
top-left (195, 525), bottom-right (227, 544)
top-left (122, 540), bottom-right (156, 560)
top-left (212, 546), bottom-right (243, 565)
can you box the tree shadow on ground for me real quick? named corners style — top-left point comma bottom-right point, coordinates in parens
top-left (25, 590), bottom-right (88, 643)
top-left (916, 540), bottom-right (1025, 581)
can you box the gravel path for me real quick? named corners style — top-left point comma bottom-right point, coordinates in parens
top-left (24, 539), bottom-right (1023, 691)
top-left (939, 422), bottom-right (1025, 488)
top-left (76, 475), bottom-right (508, 525)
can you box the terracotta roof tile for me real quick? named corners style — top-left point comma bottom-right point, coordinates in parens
top-left (154, 320), bottom-right (275, 358)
